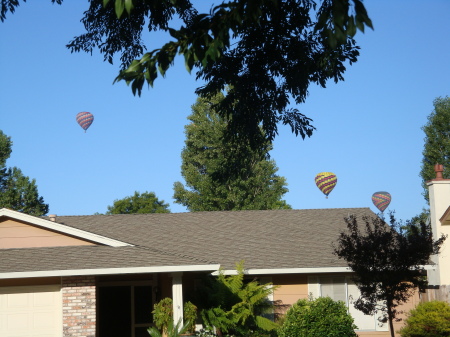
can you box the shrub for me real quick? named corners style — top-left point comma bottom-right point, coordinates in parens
top-left (197, 262), bottom-right (278, 336)
top-left (184, 301), bottom-right (198, 333)
top-left (152, 298), bottom-right (197, 333)
top-left (278, 297), bottom-right (358, 337)
top-left (399, 301), bottom-right (450, 337)
top-left (153, 298), bottom-right (173, 333)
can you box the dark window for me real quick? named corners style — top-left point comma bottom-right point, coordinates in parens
top-left (98, 286), bottom-right (132, 337)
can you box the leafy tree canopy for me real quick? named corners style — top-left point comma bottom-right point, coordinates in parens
top-left (173, 92), bottom-right (291, 211)
top-left (420, 96), bottom-right (450, 203)
top-left (0, 130), bottom-right (49, 216)
top-left (106, 190), bottom-right (170, 214)
top-left (2, 0), bottom-right (373, 145)
top-left (334, 213), bottom-right (446, 337)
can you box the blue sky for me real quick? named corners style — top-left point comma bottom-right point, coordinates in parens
top-left (1, 1), bottom-right (449, 220)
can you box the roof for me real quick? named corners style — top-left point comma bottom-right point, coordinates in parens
top-left (0, 208), bottom-right (376, 278)
top-left (0, 245), bottom-right (219, 278)
top-left (440, 205), bottom-right (450, 225)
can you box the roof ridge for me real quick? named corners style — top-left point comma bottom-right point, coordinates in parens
top-left (45, 207), bottom-right (372, 218)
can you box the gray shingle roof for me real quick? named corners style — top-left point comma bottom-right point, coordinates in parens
top-left (0, 245), bottom-right (215, 274)
top-left (0, 208), bottom-right (376, 276)
top-left (51, 208), bottom-right (375, 270)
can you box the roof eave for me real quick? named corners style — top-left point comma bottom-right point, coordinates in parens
top-left (214, 266), bottom-right (353, 276)
top-left (0, 264), bottom-right (221, 280)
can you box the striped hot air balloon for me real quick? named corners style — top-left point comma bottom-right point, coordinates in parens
top-left (372, 192), bottom-right (391, 212)
top-left (315, 172), bottom-right (337, 198)
top-left (76, 112), bottom-right (94, 132)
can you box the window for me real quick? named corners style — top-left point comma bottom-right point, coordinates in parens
top-left (308, 275), bottom-right (387, 332)
top-left (98, 285), bottom-right (154, 337)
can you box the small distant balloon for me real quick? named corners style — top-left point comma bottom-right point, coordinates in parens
top-left (315, 172), bottom-right (337, 198)
top-left (372, 191), bottom-right (391, 212)
top-left (76, 111), bottom-right (94, 132)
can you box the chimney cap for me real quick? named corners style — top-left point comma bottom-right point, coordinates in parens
top-left (48, 214), bottom-right (57, 222)
top-left (434, 164), bottom-right (444, 180)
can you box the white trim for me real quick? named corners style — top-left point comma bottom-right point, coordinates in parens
top-left (0, 264), bottom-right (221, 280)
top-left (0, 208), bottom-right (131, 247)
top-left (214, 264), bottom-right (437, 276)
top-left (213, 267), bottom-right (353, 276)
top-left (426, 180), bottom-right (450, 186)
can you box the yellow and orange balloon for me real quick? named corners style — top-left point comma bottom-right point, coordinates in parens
top-left (315, 172), bottom-right (337, 198)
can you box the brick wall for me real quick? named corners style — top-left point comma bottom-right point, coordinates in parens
top-left (62, 276), bottom-right (96, 337)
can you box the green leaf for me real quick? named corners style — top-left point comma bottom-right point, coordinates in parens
top-left (185, 52), bottom-right (194, 74)
top-left (115, 0), bottom-right (125, 18)
top-left (347, 15), bottom-right (356, 37)
top-left (255, 315), bottom-right (278, 331)
top-left (124, 0), bottom-right (134, 14)
top-left (126, 60), bottom-right (141, 72)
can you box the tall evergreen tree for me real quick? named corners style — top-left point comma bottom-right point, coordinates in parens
top-left (0, 131), bottom-right (49, 216)
top-left (420, 96), bottom-right (450, 203)
top-left (173, 93), bottom-right (291, 211)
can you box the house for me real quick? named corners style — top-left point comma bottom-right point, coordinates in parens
top-left (1, 163), bottom-right (448, 337)
top-left (425, 164), bottom-right (450, 302)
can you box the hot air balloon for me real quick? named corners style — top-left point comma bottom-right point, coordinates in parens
top-left (76, 111), bottom-right (94, 132)
top-left (315, 172), bottom-right (337, 198)
top-left (372, 192), bottom-right (391, 212)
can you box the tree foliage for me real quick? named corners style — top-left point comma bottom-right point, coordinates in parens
top-left (0, 130), bottom-right (49, 216)
top-left (196, 262), bottom-right (278, 336)
top-left (334, 213), bottom-right (446, 337)
top-left (106, 190), bottom-right (170, 214)
top-left (0, 130), bottom-right (12, 168)
top-left (399, 301), bottom-right (450, 337)
top-left (2, 0), bottom-right (373, 145)
top-left (420, 96), bottom-right (450, 203)
top-left (173, 92), bottom-right (291, 211)
top-left (278, 296), bottom-right (358, 337)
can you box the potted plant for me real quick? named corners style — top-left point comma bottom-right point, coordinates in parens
top-left (152, 297), bottom-right (173, 334)
top-left (152, 298), bottom-right (198, 336)
top-left (181, 301), bottom-right (197, 336)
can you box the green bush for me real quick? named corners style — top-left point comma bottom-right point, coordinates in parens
top-left (278, 297), bottom-right (358, 337)
top-left (153, 298), bottom-right (173, 333)
top-left (152, 298), bottom-right (197, 333)
top-left (399, 301), bottom-right (450, 337)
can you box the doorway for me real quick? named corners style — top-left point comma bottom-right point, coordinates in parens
top-left (98, 285), bottom-right (154, 337)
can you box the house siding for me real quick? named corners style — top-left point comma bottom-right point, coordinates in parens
top-left (272, 274), bottom-right (308, 315)
top-left (0, 219), bottom-right (95, 249)
top-left (62, 276), bottom-right (96, 337)
top-left (271, 273), bottom-right (420, 337)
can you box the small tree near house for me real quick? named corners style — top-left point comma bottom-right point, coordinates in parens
top-left (334, 213), bottom-right (446, 337)
top-left (196, 262), bottom-right (278, 337)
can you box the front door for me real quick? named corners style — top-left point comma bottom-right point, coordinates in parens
top-left (98, 285), bottom-right (153, 337)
